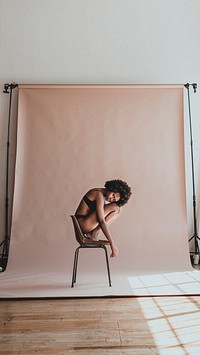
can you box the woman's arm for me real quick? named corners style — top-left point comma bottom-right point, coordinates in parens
top-left (95, 192), bottom-right (119, 257)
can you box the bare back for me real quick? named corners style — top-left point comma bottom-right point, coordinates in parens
top-left (75, 188), bottom-right (105, 217)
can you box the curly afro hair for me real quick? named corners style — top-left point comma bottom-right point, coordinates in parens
top-left (104, 179), bottom-right (132, 207)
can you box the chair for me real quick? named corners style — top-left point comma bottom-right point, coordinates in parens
top-left (70, 215), bottom-right (112, 287)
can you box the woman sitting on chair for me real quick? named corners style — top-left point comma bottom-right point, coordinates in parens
top-left (75, 179), bottom-right (132, 258)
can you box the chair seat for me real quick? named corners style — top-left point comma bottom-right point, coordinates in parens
top-left (83, 238), bottom-right (110, 245)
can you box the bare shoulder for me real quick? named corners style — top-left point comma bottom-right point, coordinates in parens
top-left (88, 188), bottom-right (103, 194)
top-left (87, 188), bottom-right (104, 199)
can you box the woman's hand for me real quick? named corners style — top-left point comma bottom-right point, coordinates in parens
top-left (110, 244), bottom-right (119, 258)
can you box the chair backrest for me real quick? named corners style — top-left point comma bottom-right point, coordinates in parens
top-left (70, 215), bottom-right (84, 245)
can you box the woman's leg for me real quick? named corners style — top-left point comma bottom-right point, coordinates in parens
top-left (90, 205), bottom-right (121, 239)
top-left (78, 203), bottom-right (120, 238)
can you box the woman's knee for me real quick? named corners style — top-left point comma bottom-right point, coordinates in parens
top-left (109, 202), bottom-right (120, 214)
top-left (116, 204), bottom-right (121, 215)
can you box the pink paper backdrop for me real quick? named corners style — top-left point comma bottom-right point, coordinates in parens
top-left (0, 85), bottom-right (193, 297)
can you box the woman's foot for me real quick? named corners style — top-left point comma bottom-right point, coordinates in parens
top-left (84, 231), bottom-right (99, 241)
top-left (83, 233), bottom-right (91, 240)
top-left (91, 234), bottom-right (99, 241)
top-left (89, 229), bottom-right (99, 241)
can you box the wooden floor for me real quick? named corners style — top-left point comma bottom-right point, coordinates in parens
top-left (1, 295), bottom-right (200, 354)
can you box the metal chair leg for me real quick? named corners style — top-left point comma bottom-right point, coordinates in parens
top-left (71, 244), bottom-right (112, 287)
top-left (71, 247), bottom-right (80, 287)
top-left (74, 248), bottom-right (80, 284)
top-left (71, 249), bottom-right (77, 287)
top-left (102, 245), bottom-right (112, 287)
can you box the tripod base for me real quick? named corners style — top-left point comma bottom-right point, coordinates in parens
top-left (0, 256), bottom-right (8, 271)
top-left (193, 253), bottom-right (200, 265)
top-left (189, 234), bottom-right (200, 252)
top-left (189, 234), bottom-right (200, 266)
top-left (0, 238), bottom-right (10, 271)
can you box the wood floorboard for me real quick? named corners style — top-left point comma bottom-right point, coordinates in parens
top-left (1, 296), bottom-right (200, 354)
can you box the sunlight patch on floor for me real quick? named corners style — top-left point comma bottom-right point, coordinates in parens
top-left (137, 296), bottom-right (200, 354)
top-left (127, 270), bottom-right (200, 295)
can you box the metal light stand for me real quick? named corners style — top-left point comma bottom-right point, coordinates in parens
top-left (0, 83), bottom-right (18, 271)
top-left (184, 83), bottom-right (200, 263)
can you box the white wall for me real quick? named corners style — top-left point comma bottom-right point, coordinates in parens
top-left (1, 0), bottom-right (200, 251)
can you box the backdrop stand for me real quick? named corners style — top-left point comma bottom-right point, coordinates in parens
top-left (0, 82), bottom-right (18, 271)
top-left (184, 83), bottom-right (200, 263)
